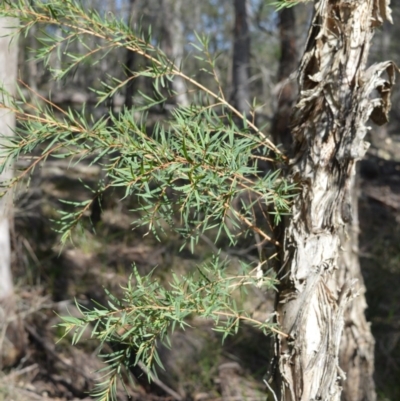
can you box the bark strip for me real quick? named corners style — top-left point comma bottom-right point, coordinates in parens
top-left (274, 0), bottom-right (396, 400)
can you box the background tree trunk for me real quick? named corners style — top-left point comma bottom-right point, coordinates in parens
top-left (232, 0), bottom-right (250, 115)
top-left (274, 0), bottom-right (395, 400)
top-left (270, 7), bottom-right (298, 264)
top-left (271, 8), bottom-right (298, 155)
top-left (0, 16), bottom-right (25, 368)
top-left (124, 0), bottom-right (138, 110)
top-left (161, 0), bottom-right (189, 106)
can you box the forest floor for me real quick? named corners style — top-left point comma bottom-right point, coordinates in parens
top-left (1, 130), bottom-right (400, 401)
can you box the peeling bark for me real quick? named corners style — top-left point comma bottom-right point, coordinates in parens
top-left (274, 0), bottom-right (396, 400)
top-left (271, 7), bottom-right (377, 400)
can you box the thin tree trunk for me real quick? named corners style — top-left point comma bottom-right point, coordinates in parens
top-left (161, 0), bottom-right (189, 107)
top-left (124, 0), bottom-right (137, 110)
top-left (273, 0), bottom-right (395, 400)
top-left (270, 8), bottom-right (298, 255)
top-left (28, 22), bottom-right (38, 92)
top-left (90, 0), bottom-right (139, 225)
top-left (0, 17), bottom-right (25, 368)
top-left (232, 0), bottom-right (250, 115)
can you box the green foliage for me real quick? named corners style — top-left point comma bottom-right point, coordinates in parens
top-left (268, 0), bottom-right (309, 11)
top-left (0, 1), bottom-right (295, 400)
top-left (58, 257), bottom-right (278, 400)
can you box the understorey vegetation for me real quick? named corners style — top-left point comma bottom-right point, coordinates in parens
top-left (0, 2), bottom-right (294, 400)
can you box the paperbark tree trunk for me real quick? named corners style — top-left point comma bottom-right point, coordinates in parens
top-left (232, 0), bottom-right (250, 116)
top-left (272, 7), bottom-right (377, 401)
top-left (0, 16), bottom-right (24, 368)
top-left (273, 0), bottom-right (396, 400)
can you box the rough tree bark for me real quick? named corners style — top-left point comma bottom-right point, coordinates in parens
top-left (232, 0), bottom-right (250, 116)
top-left (161, 0), bottom-right (189, 106)
top-left (0, 17), bottom-right (24, 368)
top-left (271, 6), bottom-right (377, 401)
top-left (273, 0), bottom-right (396, 400)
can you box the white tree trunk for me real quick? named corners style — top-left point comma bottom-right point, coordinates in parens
top-left (273, 0), bottom-right (395, 400)
top-left (0, 17), bottom-right (21, 368)
top-left (0, 17), bottom-right (17, 302)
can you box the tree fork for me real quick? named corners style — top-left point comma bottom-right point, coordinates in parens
top-left (274, 0), bottom-right (396, 400)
